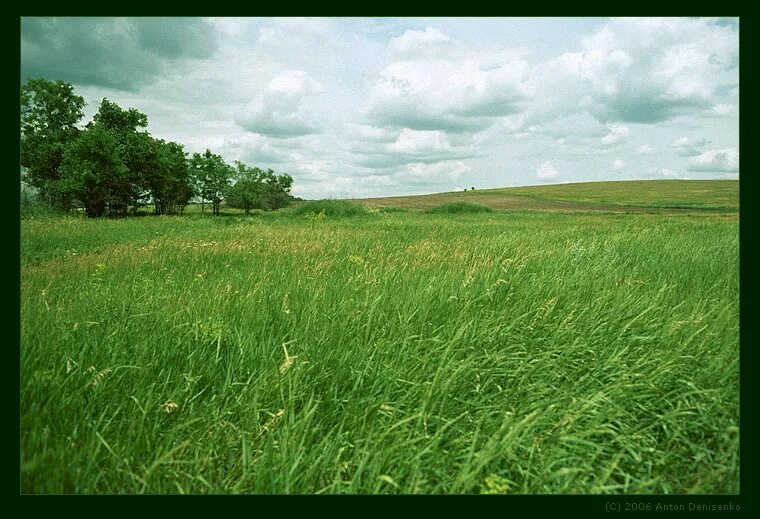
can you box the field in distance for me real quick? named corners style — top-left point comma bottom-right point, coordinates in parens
top-left (352, 179), bottom-right (739, 213)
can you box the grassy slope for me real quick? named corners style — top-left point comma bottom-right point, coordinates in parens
top-left (354, 180), bottom-right (739, 212)
top-left (21, 209), bottom-right (739, 494)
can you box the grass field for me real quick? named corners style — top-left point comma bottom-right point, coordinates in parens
top-left (354, 180), bottom-right (739, 212)
top-left (20, 181), bottom-right (739, 494)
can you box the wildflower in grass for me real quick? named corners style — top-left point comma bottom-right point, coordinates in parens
top-left (260, 409), bottom-right (285, 434)
top-left (279, 342), bottom-right (298, 374)
top-left (281, 293), bottom-right (291, 315)
top-left (88, 367), bottom-right (111, 387)
top-left (348, 255), bottom-right (364, 265)
top-left (162, 400), bottom-right (179, 414)
top-left (481, 474), bottom-right (510, 494)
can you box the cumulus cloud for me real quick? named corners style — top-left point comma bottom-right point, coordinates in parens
top-left (344, 124), bottom-right (398, 143)
top-left (349, 128), bottom-right (479, 169)
top-left (236, 70), bottom-right (323, 138)
top-left (392, 160), bottom-right (471, 189)
top-left (612, 159), bottom-right (625, 170)
top-left (21, 17), bottom-right (219, 92)
top-left (389, 129), bottom-right (453, 154)
top-left (536, 161), bottom-right (560, 180)
top-left (670, 137), bottom-right (711, 157)
top-left (389, 27), bottom-right (451, 59)
top-left (687, 148), bottom-right (738, 172)
top-left (702, 103), bottom-right (737, 117)
top-left (20, 17), bottom-right (738, 198)
top-left (526, 17), bottom-right (738, 126)
top-left (366, 27), bottom-right (531, 133)
top-left (600, 123), bottom-right (629, 145)
top-left (215, 132), bottom-right (293, 165)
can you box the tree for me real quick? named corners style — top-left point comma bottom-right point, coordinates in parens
top-left (152, 140), bottom-right (194, 214)
top-left (89, 99), bottom-right (152, 215)
top-left (260, 168), bottom-right (293, 210)
top-left (90, 98), bottom-right (148, 133)
top-left (58, 126), bottom-right (129, 218)
top-left (20, 80), bottom-right (296, 219)
top-left (225, 163), bottom-right (294, 213)
top-left (20, 78), bottom-right (85, 208)
top-left (226, 162), bottom-right (263, 214)
top-left (190, 150), bottom-right (233, 216)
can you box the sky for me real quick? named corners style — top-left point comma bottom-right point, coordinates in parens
top-left (20, 17), bottom-right (739, 199)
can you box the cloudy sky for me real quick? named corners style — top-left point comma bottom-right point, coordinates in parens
top-left (21, 17), bottom-right (739, 199)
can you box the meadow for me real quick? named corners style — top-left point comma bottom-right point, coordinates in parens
top-left (20, 183), bottom-right (739, 494)
top-left (355, 179), bottom-right (739, 212)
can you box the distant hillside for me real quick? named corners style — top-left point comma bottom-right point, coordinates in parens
top-left (352, 180), bottom-right (739, 213)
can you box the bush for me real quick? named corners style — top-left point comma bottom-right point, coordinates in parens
top-left (291, 200), bottom-right (368, 218)
top-left (425, 202), bottom-right (494, 214)
top-left (20, 185), bottom-right (74, 219)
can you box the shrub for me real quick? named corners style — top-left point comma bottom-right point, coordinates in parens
top-left (378, 207), bottom-right (410, 214)
top-left (291, 200), bottom-right (368, 218)
top-left (425, 202), bottom-right (494, 214)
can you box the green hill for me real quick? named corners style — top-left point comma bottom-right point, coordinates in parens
top-left (353, 180), bottom-right (739, 213)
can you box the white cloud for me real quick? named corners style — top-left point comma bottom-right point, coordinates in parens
top-left (216, 132), bottom-right (292, 165)
top-left (393, 160), bottom-right (471, 189)
top-left (536, 161), bottom-right (560, 180)
top-left (236, 70), bottom-right (322, 138)
top-left (268, 70), bottom-right (323, 96)
top-left (688, 148), bottom-right (738, 172)
top-left (656, 167), bottom-right (678, 178)
top-left (670, 137), bottom-right (711, 157)
top-left (366, 28), bottom-right (531, 132)
top-left (389, 129), bottom-right (452, 154)
top-left (526, 17), bottom-right (738, 126)
top-left (600, 123), bottom-right (629, 145)
top-left (24, 17), bottom-right (737, 198)
top-left (348, 127), bottom-right (478, 168)
top-left (672, 137), bottom-right (690, 147)
top-left (612, 159), bottom-right (625, 170)
top-left (703, 103), bottom-right (737, 117)
top-left (389, 27), bottom-right (451, 59)
top-left (345, 124), bottom-right (398, 143)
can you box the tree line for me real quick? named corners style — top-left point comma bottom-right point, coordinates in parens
top-left (20, 78), bottom-right (294, 217)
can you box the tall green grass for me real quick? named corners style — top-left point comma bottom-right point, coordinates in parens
top-left (425, 202), bottom-right (494, 214)
top-left (20, 211), bottom-right (739, 494)
top-left (291, 199), bottom-right (368, 217)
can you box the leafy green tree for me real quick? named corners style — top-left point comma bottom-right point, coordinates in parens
top-left (261, 168), bottom-right (294, 210)
top-left (58, 126), bottom-right (129, 218)
top-left (226, 162), bottom-right (263, 214)
top-left (190, 150), bottom-right (233, 216)
top-left (225, 163), bottom-right (294, 213)
top-left (152, 140), bottom-right (194, 214)
top-left (20, 78), bottom-right (85, 208)
top-left (88, 99), bottom-right (153, 215)
top-left (21, 80), bottom-right (294, 219)
top-left (90, 98), bottom-right (148, 133)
